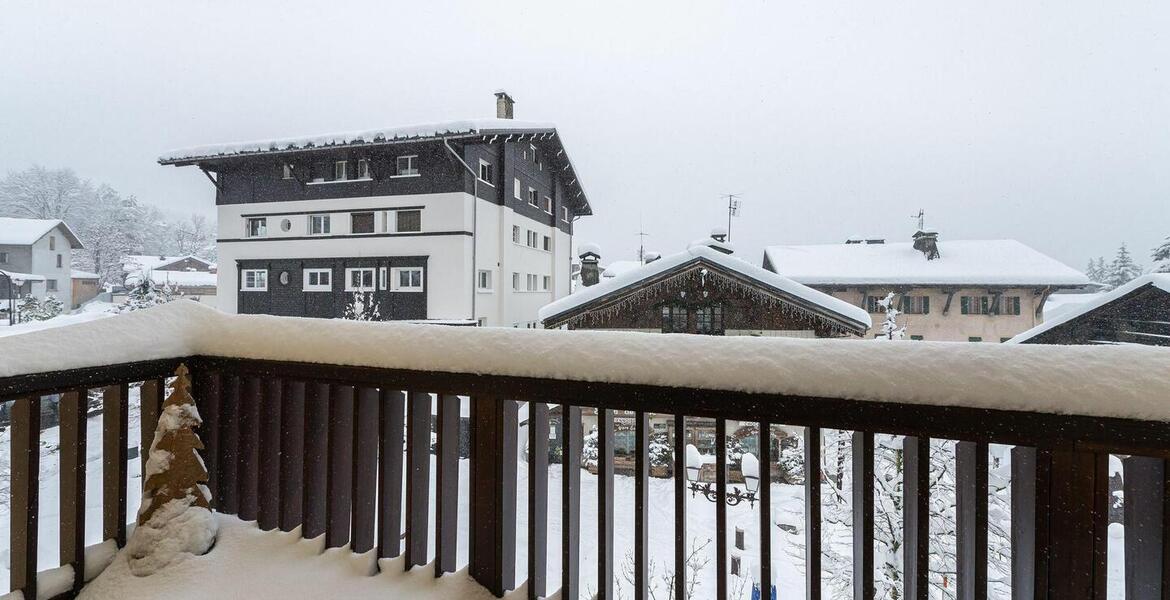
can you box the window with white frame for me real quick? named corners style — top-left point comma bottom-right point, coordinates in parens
top-left (246, 217), bottom-right (267, 238)
top-left (357, 159), bottom-right (370, 179)
top-left (477, 269), bottom-right (493, 292)
top-left (512, 272), bottom-right (520, 291)
top-left (543, 196), bottom-right (553, 214)
top-left (512, 225), bottom-right (520, 244)
top-left (561, 206), bottom-right (570, 222)
top-left (513, 178), bottom-right (521, 200)
top-left (526, 274), bottom-right (538, 292)
top-left (391, 267), bottom-right (424, 291)
top-left (334, 161), bottom-right (348, 181)
top-left (542, 275), bottom-right (551, 291)
top-left (242, 269), bottom-right (268, 291)
top-left (379, 267), bottom-right (388, 290)
top-left (542, 235), bottom-right (551, 251)
top-left (528, 188), bottom-right (538, 207)
top-left (395, 155), bottom-right (419, 176)
top-left (396, 210), bottom-right (421, 233)
top-left (282, 163), bottom-right (293, 179)
top-left (526, 230), bottom-right (538, 248)
top-left (530, 144), bottom-right (538, 163)
top-left (310, 214), bottom-right (331, 235)
top-left (303, 269), bottom-right (332, 291)
top-left (478, 159), bottom-right (493, 184)
top-left (46, 279), bottom-right (58, 292)
top-left (345, 268), bottom-right (376, 292)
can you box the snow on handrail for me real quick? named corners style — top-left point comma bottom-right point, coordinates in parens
top-left (1, 300), bottom-right (1168, 422)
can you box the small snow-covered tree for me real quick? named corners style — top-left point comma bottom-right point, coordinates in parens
top-left (127, 364), bottom-right (216, 575)
top-left (1104, 243), bottom-right (1143, 290)
top-left (1152, 237), bottom-right (1170, 273)
top-left (343, 291), bottom-right (382, 321)
top-left (17, 295), bottom-right (60, 322)
top-left (875, 292), bottom-right (906, 340)
top-left (39, 294), bottom-right (63, 319)
top-left (113, 278), bottom-right (176, 313)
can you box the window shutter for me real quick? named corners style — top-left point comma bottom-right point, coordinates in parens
top-left (923, 296), bottom-right (930, 314)
top-left (961, 297), bottom-right (969, 314)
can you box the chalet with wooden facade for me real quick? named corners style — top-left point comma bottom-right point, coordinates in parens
top-left (538, 232), bottom-right (871, 337)
top-left (158, 92), bottom-right (592, 326)
top-left (763, 230), bottom-right (1090, 342)
top-left (1009, 273), bottom-right (1170, 345)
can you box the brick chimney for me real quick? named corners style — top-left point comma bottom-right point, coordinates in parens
top-left (578, 244), bottom-right (601, 287)
top-left (494, 90), bottom-right (514, 119)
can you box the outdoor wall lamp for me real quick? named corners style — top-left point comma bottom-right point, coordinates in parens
top-left (684, 444), bottom-right (760, 508)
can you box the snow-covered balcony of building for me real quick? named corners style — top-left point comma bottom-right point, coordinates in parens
top-left (0, 300), bottom-right (1168, 600)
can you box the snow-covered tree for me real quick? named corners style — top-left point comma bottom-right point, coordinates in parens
top-left (1152, 237), bottom-right (1170, 273)
top-left (875, 292), bottom-right (906, 340)
top-left (0, 165), bottom-right (91, 222)
top-left (113, 278), bottom-right (176, 313)
top-left (127, 364), bottom-right (216, 575)
top-left (343, 292), bottom-right (382, 321)
top-left (39, 294), bottom-right (63, 319)
top-left (17, 296), bottom-right (46, 321)
top-left (1103, 243), bottom-right (1143, 290)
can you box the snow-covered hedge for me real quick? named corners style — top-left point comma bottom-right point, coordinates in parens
top-left (1, 300), bottom-right (1168, 421)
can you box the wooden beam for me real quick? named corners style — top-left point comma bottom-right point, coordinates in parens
top-left (805, 426), bottom-right (822, 600)
top-left (103, 384), bottom-right (128, 545)
top-left (59, 390), bottom-right (87, 594)
top-left (10, 396), bottom-right (40, 597)
top-left (956, 441), bottom-right (988, 600)
top-left (903, 436), bottom-right (930, 600)
top-left (199, 167), bottom-right (224, 193)
top-left (1122, 456), bottom-right (1168, 598)
top-left (852, 431), bottom-right (874, 600)
top-left (562, 405), bottom-right (582, 600)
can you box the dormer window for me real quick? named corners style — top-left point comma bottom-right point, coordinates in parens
top-left (356, 159), bottom-right (370, 179)
top-left (395, 155), bottom-right (419, 177)
top-left (334, 161), bottom-right (348, 181)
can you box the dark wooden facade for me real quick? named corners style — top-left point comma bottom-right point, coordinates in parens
top-left (544, 257), bottom-right (868, 337)
top-left (1020, 280), bottom-right (1169, 345)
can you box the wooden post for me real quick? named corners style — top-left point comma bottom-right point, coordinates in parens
top-left (1122, 456), bottom-right (1168, 599)
top-left (217, 374), bottom-right (240, 515)
top-left (903, 436), bottom-right (930, 600)
top-left (140, 378), bottom-right (164, 477)
top-left (806, 426), bottom-right (822, 600)
top-left (302, 381), bottom-right (329, 539)
top-left (528, 402), bottom-right (549, 597)
top-left (633, 410), bottom-right (649, 600)
top-left (436, 394), bottom-right (461, 575)
top-left (378, 390), bottom-right (405, 559)
top-left (351, 386), bottom-right (380, 554)
top-left (1032, 448), bottom-right (1109, 599)
top-left (598, 408), bottom-right (615, 599)
top-left (852, 431), bottom-right (874, 600)
top-left (405, 391), bottom-right (431, 569)
top-left (10, 396), bottom-right (40, 597)
top-left (562, 405), bottom-right (582, 600)
top-left (469, 395), bottom-right (518, 596)
top-left (759, 421), bottom-right (773, 597)
top-left (673, 414), bottom-right (688, 600)
top-left (257, 377), bottom-right (283, 531)
top-left (956, 441), bottom-right (988, 600)
top-left (59, 390), bottom-right (87, 593)
top-left (103, 384), bottom-right (128, 545)
top-left (1011, 446), bottom-right (1036, 600)
top-left (237, 376), bottom-right (261, 521)
top-left (279, 381), bottom-right (306, 532)
top-left (326, 385), bottom-right (355, 548)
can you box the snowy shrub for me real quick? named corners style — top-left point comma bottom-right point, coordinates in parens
top-left (39, 294), bottom-right (64, 319)
top-left (875, 291), bottom-right (906, 341)
top-left (114, 278), bottom-right (176, 313)
top-left (648, 432), bottom-right (672, 468)
top-left (581, 428), bottom-right (598, 468)
top-left (343, 291), bottom-right (382, 321)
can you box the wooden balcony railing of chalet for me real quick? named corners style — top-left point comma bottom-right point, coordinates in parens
top-left (1, 301), bottom-right (1169, 600)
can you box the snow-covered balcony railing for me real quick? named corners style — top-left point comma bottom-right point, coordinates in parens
top-left (1, 301), bottom-right (1169, 600)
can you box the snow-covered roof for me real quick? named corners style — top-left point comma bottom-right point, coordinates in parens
top-left (0, 269), bottom-right (45, 283)
top-left (71, 270), bottom-right (100, 279)
top-left (539, 245), bottom-right (872, 331)
top-left (1041, 292), bottom-right (1105, 322)
top-left (2, 300), bottom-right (1169, 422)
top-left (126, 269), bottom-right (217, 288)
top-left (123, 255), bottom-right (213, 273)
top-left (1007, 274), bottom-right (1170, 344)
top-left (763, 239), bottom-right (1089, 287)
top-left (602, 260), bottom-right (643, 278)
top-left (0, 217), bottom-right (84, 248)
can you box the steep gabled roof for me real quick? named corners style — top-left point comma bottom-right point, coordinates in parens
top-left (1007, 274), bottom-right (1170, 344)
top-left (0, 217), bottom-right (84, 248)
top-left (539, 245), bottom-right (872, 334)
top-left (763, 239), bottom-right (1088, 287)
top-left (158, 118), bottom-right (592, 215)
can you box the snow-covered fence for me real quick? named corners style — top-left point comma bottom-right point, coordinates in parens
top-left (1, 300), bottom-right (1169, 600)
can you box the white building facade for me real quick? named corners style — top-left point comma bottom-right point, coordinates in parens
top-left (160, 94), bottom-right (591, 326)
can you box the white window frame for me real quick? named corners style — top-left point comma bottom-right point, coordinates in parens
top-left (356, 158), bottom-right (370, 179)
top-left (512, 272), bottom-right (520, 291)
top-left (241, 269), bottom-right (268, 291)
top-left (309, 214), bottom-right (331, 235)
top-left (526, 230), bottom-right (538, 248)
top-left (334, 160), bottom-right (348, 181)
top-left (561, 206), bottom-right (570, 222)
top-left (477, 269), bottom-right (493, 292)
top-left (393, 155), bottom-right (419, 177)
top-left (478, 159), bottom-right (493, 185)
top-left (512, 225), bottom-right (521, 244)
top-left (302, 269), bottom-right (332, 292)
top-left (526, 274), bottom-right (538, 292)
top-left (391, 267), bottom-right (424, 292)
top-left (513, 178), bottom-right (521, 200)
top-left (542, 235), bottom-right (551, 252)
top-left (542, 275), bottom-right (551, 291)
top-left (245, 217), bottom-right (267, 238)
top-left (528, 187), bottom-right (538, 207)
top-left (379, 267), bottom-right (388, 291)
top-left (530, 144), bottom-right (538, 163)
top-left (345, 268), bottom-right (376, 292)
top-left (543, 196), bottom-right (553, 214)
top-left (282, 163), bottom-right (293, 179)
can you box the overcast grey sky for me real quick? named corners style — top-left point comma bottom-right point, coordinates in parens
top-left (1, 0), bottom-right (1166, 270)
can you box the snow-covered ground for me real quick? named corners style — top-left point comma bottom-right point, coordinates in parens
top-left (0, 301), bottom-right (115, 338)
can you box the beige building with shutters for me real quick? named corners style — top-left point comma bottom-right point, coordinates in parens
top-left (763, 231), bottom-right (1091, 342)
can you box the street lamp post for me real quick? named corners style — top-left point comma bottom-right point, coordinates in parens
top-left (0, 271), bottom-right (25, 326)
top-left (684, 444), bottom-right (760, 509)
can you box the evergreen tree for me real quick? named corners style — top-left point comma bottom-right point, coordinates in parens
top-left (127, 364), bottom-right (216, 575)
top-left (1153, 237), bottom-right (1170, 273)
top-left (39, 294), bottom-right (63, 319)
top-left (113, 277), bottom-right (175, 313)
top-left (1104, 243), bottom-right (1143, 289)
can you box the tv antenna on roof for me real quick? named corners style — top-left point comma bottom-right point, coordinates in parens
top-left (637, 215), bottom-right (651, 263)
top-left (912, 208), bottom-right (925, 230)
top-left (723, 193), bottom-right (743, 241)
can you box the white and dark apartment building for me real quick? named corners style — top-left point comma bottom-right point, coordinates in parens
top-left (159, 92), bottom-right (592, 326)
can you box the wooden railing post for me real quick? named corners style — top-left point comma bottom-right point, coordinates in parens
top-left (1030, 447), bottom-right (1109, 599)
top-left (469, 395), bottom-right (518, 597)
top-left (528, 401), bottom-right (550, 597)
top-left (59, 389), bottom-right (87, 594)
top-left (1122, 456), bottom-right (1168, 599)
top-left (852, 431), bottom-right (874, 600)
top-left (103, 384), bottom-right (128, 546)
top-left (10, 396), bottom-right (40, 598)
top-left (562, 405), bottom-right (583, 600)
top-left (903, 436), bottom-right (930, 600)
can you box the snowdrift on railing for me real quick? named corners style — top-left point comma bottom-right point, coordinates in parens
top-left (0, 300), bottom-right (1168, 421)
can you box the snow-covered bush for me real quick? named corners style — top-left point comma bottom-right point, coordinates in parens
top-left (126, 364), bottom-right (216, 575)
top-left (343, 291), bottom-right (381, 321)
top-left (875, 291), bottom-right (905, 340)
top-left (114, 278), bottom-right (176, 313)
top-left (17, 295), bottom-right (63, 321)
top-left (582, 428), bottom-right (598, 468)
top-left (648, 432), bottom-right (672, 468)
